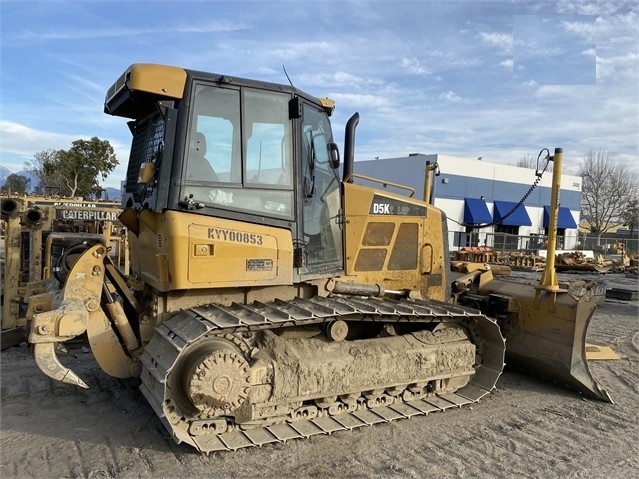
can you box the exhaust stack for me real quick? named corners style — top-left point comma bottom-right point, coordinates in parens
top-left (343, 112), bottom-right (359, 183)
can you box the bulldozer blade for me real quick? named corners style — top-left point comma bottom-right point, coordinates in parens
top-left (33, 342), bottom-right (88, 388)
top-left (479, 280), bottom-right (613, 403)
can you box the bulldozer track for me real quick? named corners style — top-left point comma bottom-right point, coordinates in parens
top-left (139, 296), bottom-right (505, 452)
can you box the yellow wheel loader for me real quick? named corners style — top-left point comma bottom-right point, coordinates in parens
top-left (26, 64), bottom-right (610, 453)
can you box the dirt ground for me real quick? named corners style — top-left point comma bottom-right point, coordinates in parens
top-left (1, 272), bottom-right (637, 479)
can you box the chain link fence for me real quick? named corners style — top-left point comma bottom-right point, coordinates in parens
top-left (450, 231), bottom-right (639, 256)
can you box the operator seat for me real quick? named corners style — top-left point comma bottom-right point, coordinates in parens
top-left (186, 132), bottom-right (219, 181)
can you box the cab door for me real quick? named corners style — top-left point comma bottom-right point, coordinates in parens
top-left (297, 103), bottom-right (343, 276)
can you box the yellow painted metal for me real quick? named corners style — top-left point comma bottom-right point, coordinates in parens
top-left (342, 181), bottom-right (447, 301)
top-left (137, 161), bottom-right (156, 184)
top-left (422, 161), bottom-right (438, 204)
top-left (480, 278), bottom-right (612, 402)
top-left (29, 242), bottom-right (138, 382)
top-left (118, 207), bottom-right (140, 235)
top-left (539, 148), bottom-right (563, 290)
top-left (106, 63), bottom-right (187, 105)
top-left (452, 261), bottom-right (511, 276)
top-left (25, 206), bottom-right (48, 283)
top-left (29, 286), bottom-right (87, 336)
top-left (104, 299), bottom-right (139, 352)
top-left (469, 147), bottom-right (615, 399)
top-left (1, 195), bottom-right (125, 331)
top-left (130, 210), bottom-right (294, 292)
top-left (28, 244), bottom-right (107, 343)
top-left (451, 261), bottom-right (489, 274)
top-left (29, 244), bottom-right (112, 386)
top-left (43, 232), bottom-right (106, 279)
top-left (318, 97), bottom-right (335, 115)
top-left (86, 307), bottom-right (139, 378)
top-left (33, 342), bottom-right (88, 388)
top-left (344, 172), bottom-right (416, 197)
top-left (585, 341), bottom-right (620, 361)
top-left (1, 197), bottom-right (26, 329)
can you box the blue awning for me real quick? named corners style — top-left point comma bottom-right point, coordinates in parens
top-left (493, 201), bottom-right (532, 226)
top-left (543, 206), bottom-right (578, 229)
top-left (463, 198), bottom-right (492, 225)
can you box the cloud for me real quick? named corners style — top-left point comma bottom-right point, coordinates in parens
top-left (479, 32), bottom-right (513, 54)
top-left (515, 40), bottom-right (565, 59)
top-left (597, 51), bottom-right (639, 80)
top-left (268, 41), bottom-right (341, 61)
top-left (0, 120), bottom-right (77, 157)
top-left (399, 57), bottom-right (429, 75)
top-left (329, 93), bottom-right (392, 109)
top-left (561, 20), bottom-right (597, 43)
top-left (500, 59), bottom-right (514, 69)
top-left (438, 90), bottom-right (463, 102)
top-left (14, 21), bottom-right (245, 41)
top-left (301, 71), bottom-right (386, 88)
top-left (555, 0), bottom-right (628, 16)
top-left (1, 0), bottom-right (635, 187)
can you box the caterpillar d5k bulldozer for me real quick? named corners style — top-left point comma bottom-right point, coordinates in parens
top-left (26, 64), bottom-right (610, 453)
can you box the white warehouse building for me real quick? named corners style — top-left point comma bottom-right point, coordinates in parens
top-left (354, 153), bottom-right (582, 252)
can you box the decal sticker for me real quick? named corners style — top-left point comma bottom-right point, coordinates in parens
top-left (246, 259), bottom-right (273, 271)
top-left (369, 195), bottom-right (427, 216)
top-left (28, 201), bottom-right (100, 208)
top-left (208, 227), bottom-right (263, 245)
top-left (55, 210), bottom-right (119, 220)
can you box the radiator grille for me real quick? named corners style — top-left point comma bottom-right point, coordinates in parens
top-left (388, 223), bottom-right (418, 270)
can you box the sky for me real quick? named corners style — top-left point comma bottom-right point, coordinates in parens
top-left (1, 0), bottom-right (637, 190)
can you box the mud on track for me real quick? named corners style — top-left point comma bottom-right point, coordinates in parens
top-left (1, 272), bottom-right (637, 478)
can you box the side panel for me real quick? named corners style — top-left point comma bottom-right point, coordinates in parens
top-left (342, 183), bottom-right (448, 301)
top-left (133, 210), bottom-right (293, 291)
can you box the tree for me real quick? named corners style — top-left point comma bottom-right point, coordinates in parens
top-left (58, 137), bottom-right (118, 197)
top-left (579, 149), bottom-right (637, 243)
top-left (513, 153), bottom-right (553, 172)
top-left (619, 193), bottom-right (639, 235)
top-left (25, 149), bottom-right (66, 195)
top-left (28, 137), bottom-right (118, 198)
top-left (1, 173), bottom-right (30, 194)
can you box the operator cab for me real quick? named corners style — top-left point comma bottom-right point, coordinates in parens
top-left (106, 64), bottom-right (343, 278)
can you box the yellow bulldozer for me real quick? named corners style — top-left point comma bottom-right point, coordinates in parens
top-left (24, 64), bottom-right (610, 453)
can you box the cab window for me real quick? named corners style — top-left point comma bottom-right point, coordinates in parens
top-left (183, 84), bottom-right (294, 219)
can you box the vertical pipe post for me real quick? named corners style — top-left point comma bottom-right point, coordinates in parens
top-left (423, 161), bottom-right (438, 205)
top-left (1, 199), bottom-right (25, 329)
top-left (539, 147), bottom-right (563, 290)
top-left (423, 161), bottom-right (433, 204)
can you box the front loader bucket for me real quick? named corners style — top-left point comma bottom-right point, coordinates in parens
top-left (479, 279), bottom-right (612, 403)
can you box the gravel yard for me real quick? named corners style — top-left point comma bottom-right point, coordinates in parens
top-left (1, 271), bottom-right (637, 479)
